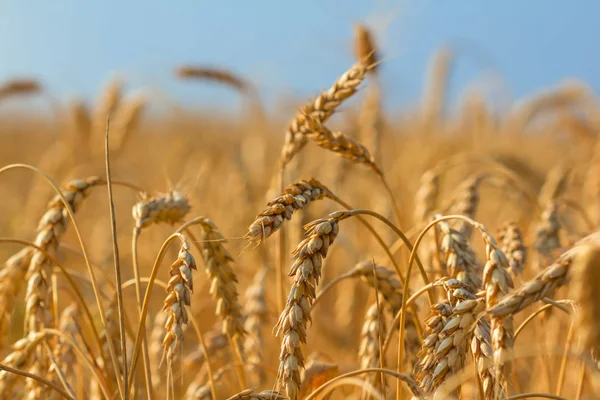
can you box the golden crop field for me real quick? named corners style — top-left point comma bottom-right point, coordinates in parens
top-left (0, 25), bottom-right (599, 400)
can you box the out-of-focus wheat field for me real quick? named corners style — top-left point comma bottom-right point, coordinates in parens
top-left (0, 9), bottom-right (600, 400)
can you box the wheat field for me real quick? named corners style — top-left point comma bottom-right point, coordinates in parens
top-left (0, 25), bottom-right (599, 400)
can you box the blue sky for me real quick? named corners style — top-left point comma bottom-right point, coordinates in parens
top-left (0, 1), bottom-right (598, 111)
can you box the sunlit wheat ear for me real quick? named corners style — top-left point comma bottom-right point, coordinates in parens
top-left (437, 218), bottom-right (482, 288)
top-left (176, 66), bottom-right (250, 93)
top-left (243, 267), bottom-right (269, 386)
top-left (498, 222), bottom-right (527, 277)
top-left (569, 241), bottom-right (600, 364)
top-left (226, 388), bottom-right (288, 400)
top-left (534, 201), bottom-right (562, 269)
top-left (538, 163), bottom-right (570, 207)
top-left (90, 78), bottom-right (122, 154)
top-left (280, 62), bottom-right (367, 167)
top-left (350, 261), bottom-right (420, 358)
top-left (91, 299), bottom-right (122, 399)
top-left (162, 235), bottom-right (197, 365)
top-left (0, 247), bottom-right (34, 348)
top-left (488, 232), bottom-right (600, 319)
top-left (0, 332), bottom-right (46, 397)
top-left (0, 79), bottom-right (41, 99)
top-left (197, 218), bottom-right (245, 339)
top-left (413, 279), bottom-right (487, 396)
top-left (149, 312), bottom-right (168, 387)
top-left (132, 189), bottom-right (191, 229)
top-left (49, 304), bottom-right (80, 381)
top-left (275, 212), bottom-right (347, 400)
top-left (584, 139), bottom-right (600, 227)
top-left (358, 300), bottom-right (387, 391)
top-left (449, 174), bottom-right (484, 239)
top-left (245, 178), bottom-right (333, 244)
top-left (480, 226), bottom-right (514, 390)
top-left (24, 177), bottom-right (102, 335)
top-left (109, 93), bottom-right (147, 153)
top-left (414, 169), bottom-right (440, 226)
top-left (303, 115), bottom-right (382, 175)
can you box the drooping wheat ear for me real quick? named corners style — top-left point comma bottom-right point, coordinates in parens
top-left (350, 261), bottom-right (420, 358)
top-left (0, 332), bottom-right (46, 397)
top-left (48, 303), bottom-right (80, 383)
top-left (450, 174), bottom-right (484, 239)
top-left (498, 222), bottom-right (527, 277)
top-left (132, 189), bottom-right (191, 229)
top-left (437, 218), bottom-right (482, 288)
top-left (486, 232), bottom-right (600, 318)
top-left (197, 218), bottom-right (245, 339)
top-left (91, 78), bottom-right (122, 153)
top-left (413, 279), bottom-right (486, 396)
top-left (480, 226), bottom-right (514, 390)
top-left (245, 178), bottom-right (333, 244)
top-left (280, 62), bottom-right (368, 167)
top-left (0, 79), bottom-right (41, 99)
top-left (226, 388), bottom-right (288, 400)
top-left (243, 267), bottom-right (269, 386)
top-left (354, 24), bottom-right (378, 71)
top-left (303, 114), bottom-right (382, 175)
top-left (0, 247), bottom-right (34, 348)
top-left (358, 301), bottom-right (387, 391)
top-left (534, 201), bottom-right (562, 269)
top-left (109, 93), bottom-right (146, 153)
top-left (414, 169), bottom-right (440, 226)
top-left (176, 66), bottom-right (250, 93)
top-left (568, 241), bottom-right (600, 364)
top-left (25, 176), bottom-right (102, 335)
top-left (162, 235), bottom-right (197, 365)
top-left (275, 212), bottom-right (349, 399)
top-left (538, 163), bottom-right (570, 207)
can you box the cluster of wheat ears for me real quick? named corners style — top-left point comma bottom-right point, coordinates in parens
top-left (1, 25), bottom-right (600, 400)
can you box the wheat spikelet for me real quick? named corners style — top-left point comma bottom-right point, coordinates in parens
top-left (185, 367), bottom-right (226, 400)
top-left (48, 304), bottom-right (79, 384)
top-left (538, 163), bottom-right (570, 207)
top-left (176, 66), bottom-right (249, 93)
top-left (437, 219), bottom-right (482, 288)
top-left (421, 47), bottom-right (452, 132)
top-left (25, 177), bottom-right (102, 335)
top-left (197, 218), bottom-right (245, 339)
top-left (303, 115), bottom-right (382, 175)
top-left (569, 241), bottom-right (600, 364)
top-left (470, 313), bottom-right (496, 399)
top-left (149, 312), bottom-right (167, 388)
top-left (274, 212), bottom-right (347, 399)
top-left (450, 174), bottom-right (484, 239)
top-left (243, 267), bottom-right (268, 386)
top-left (584, 139), bottom-right (600, 227)
top-left (280, 63), bottom-right (367, 167)
top-left (245, 179), bottom-right (332, 244)
top-left (91, 78), bottom-right (122, 153)
top-left (534, 201), bottom-right (561, 269)
top-left (358, 301), bottom-right (387, 390)
top-left (162, 235), bottom-right (197, 365)
top-left (132, 189), bottom-right (191, 229)
top-left (498, 222), bottom-right (527, 277)
top-left (226, 388), bottom-right (288, 400)
top-left (358, 81), bottom-right (383, 165)
top-left (0, 247), bottom-right (34, 348)
top-left (414, 169), bottom-right (440, 226)
top-left (91, 299), bottom-right (123, 399)
top-left (0, 332), bottom-right (46, 397)
top-left (413, 279), bottom-right (485, 396)
top-left (480, 226), bottom-right (514, 389)
top-left (486, 233), bottom-right (598, 318)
